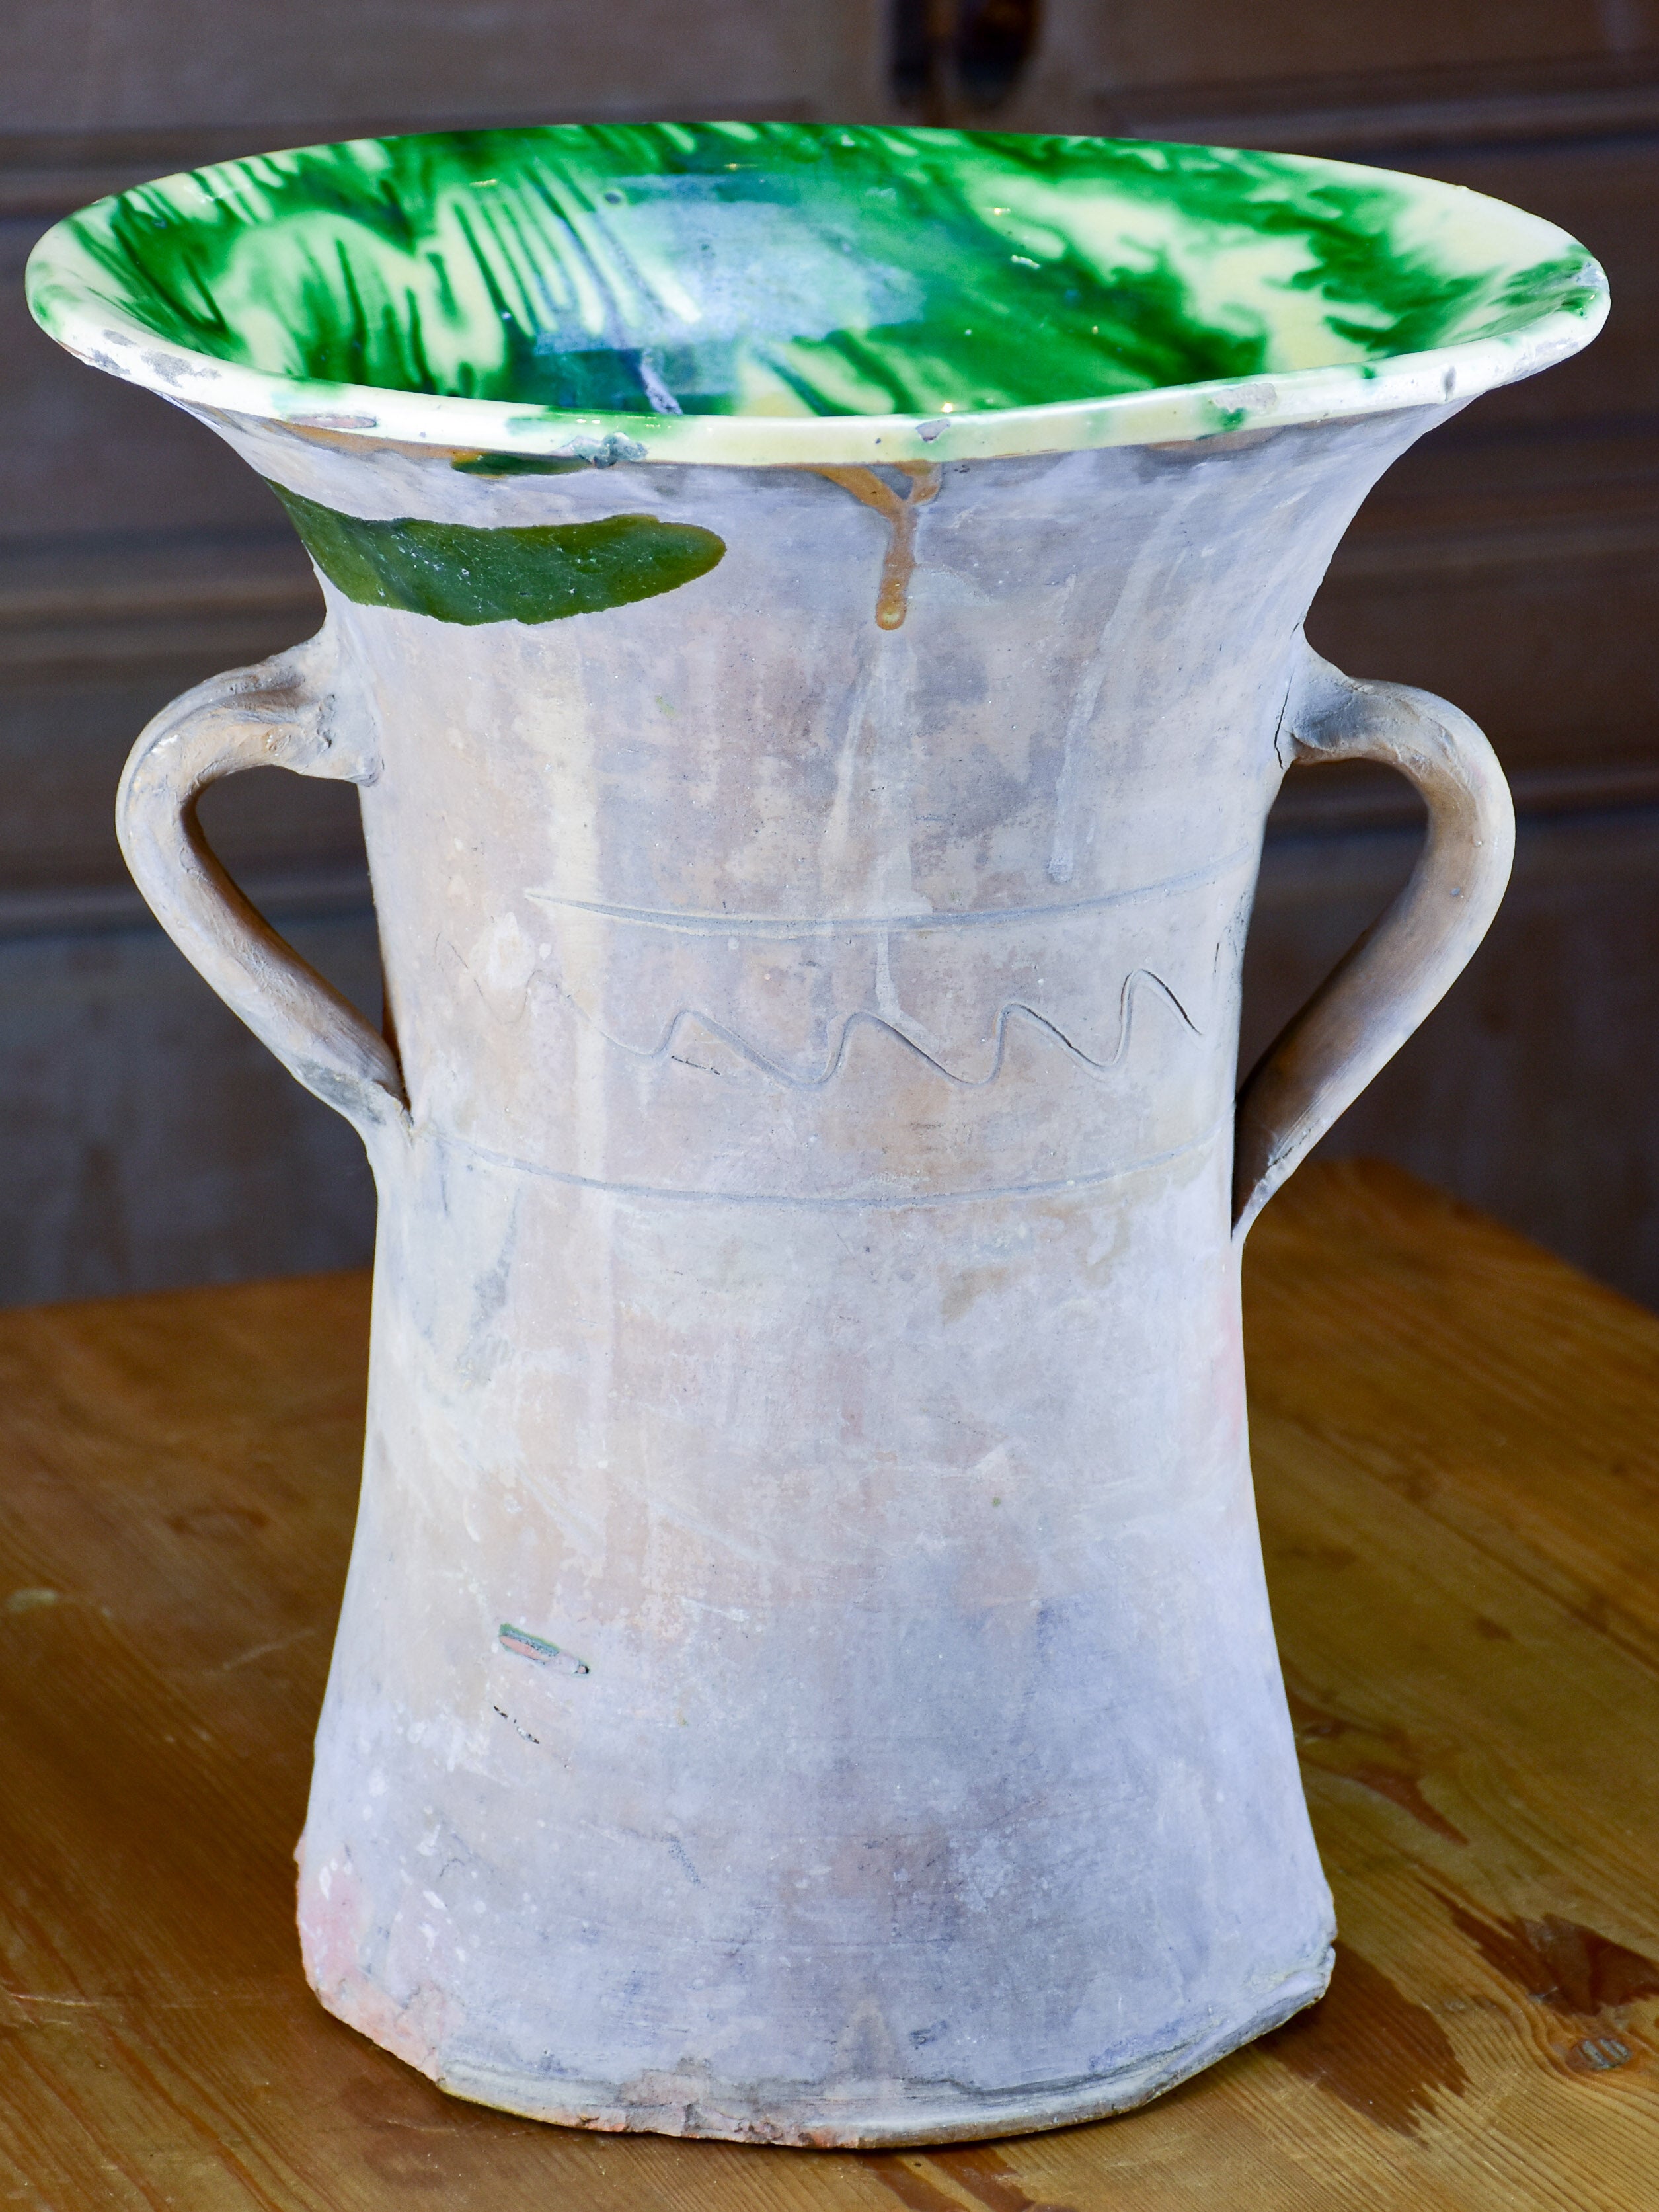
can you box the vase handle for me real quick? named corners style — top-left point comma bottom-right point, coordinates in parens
top-left (116, 628), bottom-right (407, 1140)
top-left (1233, 643), bottom-right (1514, 1238)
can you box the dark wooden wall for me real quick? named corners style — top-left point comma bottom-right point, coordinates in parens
top-left (2, 1), bottom-right (1657, 1303)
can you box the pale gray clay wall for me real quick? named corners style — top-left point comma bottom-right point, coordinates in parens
top-left (3, 0), bottom-right (1659, 1302)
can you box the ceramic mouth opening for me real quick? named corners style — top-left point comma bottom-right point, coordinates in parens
top-left (27, 121), bottom-right (1607, 465)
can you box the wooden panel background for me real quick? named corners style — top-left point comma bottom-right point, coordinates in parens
top-left (1, 0), bottom-right (1658, 1302)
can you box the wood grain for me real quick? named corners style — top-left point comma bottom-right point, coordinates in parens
top-left (1, 1158), bottom-right (1656, 2207)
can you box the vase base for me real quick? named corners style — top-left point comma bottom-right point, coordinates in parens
top-left (318, 1948), bottom-right (1333, 2148)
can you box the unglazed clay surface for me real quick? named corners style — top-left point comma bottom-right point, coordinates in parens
top-left (28, 122), bottom-right (1598, 2145)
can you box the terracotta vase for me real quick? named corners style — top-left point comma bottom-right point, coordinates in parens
top-left (28, 124), bottom-right (1604, 2145)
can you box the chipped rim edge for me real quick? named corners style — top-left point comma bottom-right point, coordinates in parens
top-left (303, 1946), bottom-right (1332, 2150)
top-left (426, 1951), bottom-right (1334, 2147)
top-left (25, 144), bottom-right (1609, 469)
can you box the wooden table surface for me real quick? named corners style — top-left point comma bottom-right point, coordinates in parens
top-left (3, 1158), bottom-right (1657, 2210)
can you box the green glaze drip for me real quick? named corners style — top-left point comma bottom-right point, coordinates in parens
top-left (451, 450), bottom-right (591, 475)
top-left (40, 123), bottom-right (1603, 426)
top-left (271, 485), bottom-right (724, 622)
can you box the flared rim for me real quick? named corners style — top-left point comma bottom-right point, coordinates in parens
top-left (26, 121), bottom-right (1608, 467)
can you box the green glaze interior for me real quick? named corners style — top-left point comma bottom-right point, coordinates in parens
top-left (26, 121), bottom-right (1607, 465)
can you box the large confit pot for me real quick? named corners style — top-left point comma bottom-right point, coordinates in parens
top-left (27, 123), bottom-right (1605, 2145)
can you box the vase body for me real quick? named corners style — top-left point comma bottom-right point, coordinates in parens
top-left (190, 405), bottom-right (1436, 2141)
top-left (28, 113), bottom-right (1601, 2149)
